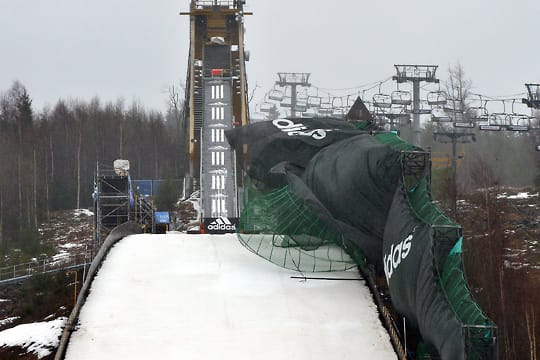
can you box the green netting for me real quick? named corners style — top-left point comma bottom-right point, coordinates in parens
top-left (374, 132), bottom-right (418, 152)
top-left (237, 180), bottom-right (358, 272)
top-left (405, 174), bottom-right (496, 357)
top-left (440, 239), bottom-right (497, 360)
top-left (407, 179), bottom-right (457, 226)
top-left (351, 120), bottom-right (372, 131)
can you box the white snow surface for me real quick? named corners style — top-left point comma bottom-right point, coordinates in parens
top-left (0, 316), bottom-right (19, 327)
top-left (0, 317), bottom-right (67, 358)
top-left (73, 209), bottom-right (94, 217)
top-left (65, 234), bottom-right (395, 359)
top-left (497, 192), bottom-right (539, 200)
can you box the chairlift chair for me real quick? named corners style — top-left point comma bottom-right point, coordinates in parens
top-left (506, 114), bottom-right (531, 131)
top-left (332, 97), bottom-right (344, 108)
top-left (452, 112), bottom-right (474, 128)
top-left (332, 107), bottom-right (345, 118)
top-left (307, 96), bottom-right (321, 108)
top-left (297, 93), bottom-right (308, 103)
top-left (488, 113), bottom-right (509, 126)
top-left (391, 90), bottom-right (412, 106)
top-left (280, 96), bottom-right (292, 108)
top-left (319, 109), bottom-right (333, 116)
top-left (431, 107), bottom-right (452, 122)
top-left (295, 103), bottom-right (307, 113)
top-left (443, 99), bottom-right (463, 113)
top-left (260, 102), bottom-right (273, 113)
top-left (374, 115), bottom-right (387, 126)
top-left (268, 89), bottom-right (284, 102)
top-left (468, 97), bottom-right (489, 124)
top-left (318, 103), bottom-right (333, 115)
top-left (470, 108), bottom-right (488, 124)
top-left (373, 93), bottom-right (392, 108)
top-left (346, 95), bottom-right (355, 107)
top-left (427, 91), bottom-right (448, 106)
top-left (320, 98), bottom-right (333, 111)
top-left (302, 108), bottom-right (318, 118)
top-left (372, 108), bottom-right (388, 117)
top-left (385, 113), bottom-right (411, 126)
top-left (478, 113), bottom-right (506, 131)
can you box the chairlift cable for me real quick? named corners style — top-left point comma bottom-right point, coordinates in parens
top-left (313, 76), bottom-right (392, 92)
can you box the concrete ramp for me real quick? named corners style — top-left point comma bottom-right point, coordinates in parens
top-left (64, 234), bottom-right (395, 359)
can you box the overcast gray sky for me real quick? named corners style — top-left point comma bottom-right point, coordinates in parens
top-left (0, 0), bottom-right (538, 113)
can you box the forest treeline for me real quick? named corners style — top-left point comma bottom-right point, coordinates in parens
top-left (0, 81), bottom-right (184, 251)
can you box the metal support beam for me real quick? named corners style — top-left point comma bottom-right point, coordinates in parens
top-left (433, 131), bottom-right (475, 218)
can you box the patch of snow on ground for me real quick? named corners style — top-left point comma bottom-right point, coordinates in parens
top-left (73, 209), bottom-right (94, 217)
top-left (0, 317), bottom-right (19, 327)
top-left (497, 192), bottom-right (539, 200)
top-left (0, 317), bottom-right (67, 359)
top-left (59, 243), bottom-right (82, 249)
top-left (52, 251), bottom-right (70, 262)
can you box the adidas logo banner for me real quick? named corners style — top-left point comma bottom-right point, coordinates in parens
top-left (204, 217), bottom-right (239, 234)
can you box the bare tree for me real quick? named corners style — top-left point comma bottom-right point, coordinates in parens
top-left (525, 304), bottom-right (537, 360)
top-left (248, 81), bottom-right (261, 105)
top-left (167, 83), bottom-right (185, 176)
top-left (442, 63), bottom-right (473, 216)
top-left (445, 62), bottom-right (472, 114)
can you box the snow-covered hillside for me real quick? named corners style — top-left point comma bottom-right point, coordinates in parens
top-left (65, 234), bottom-right (396, 359)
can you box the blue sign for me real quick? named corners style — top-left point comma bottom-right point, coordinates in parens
top-left (155, 212), bottom-right (170, 224)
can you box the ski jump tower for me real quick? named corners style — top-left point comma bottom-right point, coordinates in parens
top-left (181, 0), bottom-right (251, 229)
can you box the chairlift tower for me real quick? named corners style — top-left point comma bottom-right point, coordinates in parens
top-left (522, 83), bottom-right (540, 109)
top-left (393, 65), bottom-right (439, 146)
top-left (433, 130), bottom-right (475, 218)
top-left (523, 84), bottom-right (540, 152)
top-left (275, 72), bottom-right (311, 117)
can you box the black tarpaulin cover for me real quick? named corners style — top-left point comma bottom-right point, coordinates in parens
top-left (383, 184), bottom-right (465, 359)
top-left (226, 118), bottom-right (496, 359)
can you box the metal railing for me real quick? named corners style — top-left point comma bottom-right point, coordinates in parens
top-left (195, 0), bottom-right (236, 9)
top-left (0, 251), bottom-right (91, 284)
